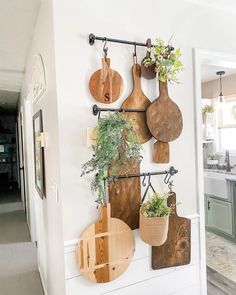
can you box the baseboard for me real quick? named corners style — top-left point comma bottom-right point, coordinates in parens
top-left (38, 265), bottom-right (47, 295)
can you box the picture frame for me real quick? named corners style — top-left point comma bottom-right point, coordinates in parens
top-left (33, 110), bottom-right (45, 199)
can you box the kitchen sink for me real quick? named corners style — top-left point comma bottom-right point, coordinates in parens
top-left (204, 171), bottom-right (235, 200)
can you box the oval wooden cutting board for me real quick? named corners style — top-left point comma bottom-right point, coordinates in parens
top-left (121, 64), bottom-right (152, 144)
top-left (146, 81), bottom-right (183, 142)
top-left (77, 203), bottom-right (135, 283)
top-left (89, 58), bottom-right (124, 104)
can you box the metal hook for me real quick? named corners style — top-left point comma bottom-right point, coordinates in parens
top-left (98, 110), bottom-right (101, 121)
top-left (103, 37), bottom-right (108, 59)
top-left (168, 180), bottom-right (174, 192)
top-left (164, 172), bottom-right (172, 184)
top-left (133, 42), bottom-right (137, 64)
top-left (142, 175), bottom-right (147, 187)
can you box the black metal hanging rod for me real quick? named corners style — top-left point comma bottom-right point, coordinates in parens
top-left (89, 33), bottom-right (153, 47)
top-left (93, 104), bottom-right (146, 116)
top-left (107, 166), bottom-right (178, 182)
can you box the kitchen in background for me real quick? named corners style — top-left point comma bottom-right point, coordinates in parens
top-left (201, 65), bottom-right (236, 286)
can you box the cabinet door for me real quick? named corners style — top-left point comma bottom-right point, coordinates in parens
top-left (208, 197), bottom-right (233, 237)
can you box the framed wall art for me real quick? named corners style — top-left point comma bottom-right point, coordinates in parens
top-left (33, 110), bottom-right (45, 199)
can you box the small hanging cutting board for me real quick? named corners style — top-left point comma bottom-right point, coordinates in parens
top-left (109, 162), bottom-right (141, 230)
top-left (121, 64), bottom-right (152, 144)
top-left (89, 58), bottom-right (124, 104)
top-left (152, 192), bottom-right (191, 269)
top-left (77, 203), bottom-right (135, 283)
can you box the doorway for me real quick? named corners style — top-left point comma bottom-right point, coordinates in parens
top-left (194, 49), bottom-right (236, 294)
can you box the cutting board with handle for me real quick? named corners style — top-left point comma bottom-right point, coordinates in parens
top-left (152, 192), bottom-right (191, 269)
top-left (109, 161), bottom-right (141, 230)
top-left (89, 58), bottom-right (124, 104)
top-left (77, 203), bottom-right (135, 283)
top-left (121, 64), bottom-right (152, 144)
top-left (146, 81), bottom-right (183, 163)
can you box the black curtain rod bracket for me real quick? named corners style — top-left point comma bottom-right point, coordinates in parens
top-left (93, 104), bottom-right (146, 116)
top-left (89, 33), bottom-right (153, 47)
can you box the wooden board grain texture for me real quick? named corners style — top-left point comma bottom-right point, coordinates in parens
top-left (89, 58), bottom-right (123, 104)
top-left (77, 204), bottom-right (135, 283)
top-left (152, 192), bottom-right (191, 269)
top-left (109, 162), bottom-right (141, 230)
top-left (121, 64), bottom-right (152, 144)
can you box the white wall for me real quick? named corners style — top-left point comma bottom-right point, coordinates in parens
top-left (51, 0), bottom-right (236, 294)
top-left (21, 1), bottom-right (66, 295)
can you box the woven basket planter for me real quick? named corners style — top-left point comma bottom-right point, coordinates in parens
top-left (139, 212), bottom-right (169, 246)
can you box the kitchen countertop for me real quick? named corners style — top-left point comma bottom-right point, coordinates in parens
top-left (204, 168), bottom-right (236, 176)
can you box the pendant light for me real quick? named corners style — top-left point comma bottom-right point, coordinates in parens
top-left (216, 71), bottom-right (225, 104)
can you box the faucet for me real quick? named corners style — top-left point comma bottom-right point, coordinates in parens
top-left (225, 150), bottom-right (231, 172)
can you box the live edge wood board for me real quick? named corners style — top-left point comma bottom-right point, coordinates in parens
top-left (77, 204), bottom-right (135, 283)
top-left (109, 162), bottom-right (141, 230)
top-left (152, 192), bottom-right (191, 269)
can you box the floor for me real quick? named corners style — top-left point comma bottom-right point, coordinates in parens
top-left (207, 267), bottom-right (236, 295)
top-left (206, 231), bottom-right (236, 283)
top-left (0, 210), bottom-right (44, 295)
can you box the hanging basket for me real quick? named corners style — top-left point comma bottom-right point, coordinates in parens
top-left (139, 211), bottom-right (169, 246)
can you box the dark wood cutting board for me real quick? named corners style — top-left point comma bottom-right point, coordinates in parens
top-left (146, 81), bottom-right (183, 143)
top-left (121, 64), bottom-right (152, 144)
top-left (108, 162), bottom-right (141, 230)
top-left (152, 192), bottom-right (191, 269)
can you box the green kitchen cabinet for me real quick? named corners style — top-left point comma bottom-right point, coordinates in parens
top-left (206, 196), bottom-right (234, 237)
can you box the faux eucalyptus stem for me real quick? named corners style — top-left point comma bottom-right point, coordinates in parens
top-left (81, 112), bottom-right (142, 204)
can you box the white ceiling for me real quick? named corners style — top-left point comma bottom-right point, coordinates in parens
top-left (201, 64), bottom-right (236, 83)
top-left (0, 0), bottom-right (40, 112)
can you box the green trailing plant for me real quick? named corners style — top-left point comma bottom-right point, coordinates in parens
top-left (81, 112), bottom-right (142, 205)
top-left (143, 37), bottom-right (184, 83)
top-left (140, 192), bottom-right (172, 218)
top-left (202, 104), bottom-right (214, 114)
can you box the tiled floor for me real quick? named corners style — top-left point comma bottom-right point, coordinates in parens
top-left (206, 231), bottom-right (236, 283)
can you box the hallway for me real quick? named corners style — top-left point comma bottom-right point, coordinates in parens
top-left (0, 210), bottom-right (44, 295)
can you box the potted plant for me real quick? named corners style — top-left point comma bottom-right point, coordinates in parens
top-left (207, 153), bottom-right (218, 166)
top-left (202, 104), bottom-right (214, 124)
top-left (81, 112), bottom-right (142, 205)
top-left (140, 192), bottom-right (172, 246)
top-left (143, 37), bottom-right (184, 83)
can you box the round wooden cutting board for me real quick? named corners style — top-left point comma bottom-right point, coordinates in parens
top-left (146, 81), bottom-right (183, 142)
top-left (121, 64), bottom-right (152, 144)
top-left (76, 203), bottom-right (135, 283)
top-left (89, 58), bottom-right (124, 104)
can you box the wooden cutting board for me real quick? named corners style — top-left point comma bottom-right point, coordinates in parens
top-left (146, 81), bottom-right (183, 142)
top-left (153, 141), bottom-right (169, 163)
top-left (152, 192), bottom-right (191, 269)
top-left (121, 64), bottom-right (152, 144)
top-left (109, 162), bottom-right (141, 230)
top-left (77, 203), bottom-right (135, 283)
top-left (89, 58), bottom-right (124, 104)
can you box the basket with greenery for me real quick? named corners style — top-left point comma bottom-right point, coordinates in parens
top-left (140, 192), bottom-right (172, 246)
top-left (81, 112), bottom-right (142, 205)
top-left (142, 37), bottom-right (184, 83)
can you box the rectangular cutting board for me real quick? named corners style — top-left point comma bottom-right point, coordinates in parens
top-left (108, 162), bottom-right (141, 230)
top-left (152, 192), bottom-right (191, 269)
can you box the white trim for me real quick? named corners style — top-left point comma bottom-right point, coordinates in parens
top-left (38, 265), bottom-right (47, 295)
top-left (193, 48), bottom-right (236, 295)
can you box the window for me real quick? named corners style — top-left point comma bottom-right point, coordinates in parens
top-left (217, 96), bottom-right (236, 152)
